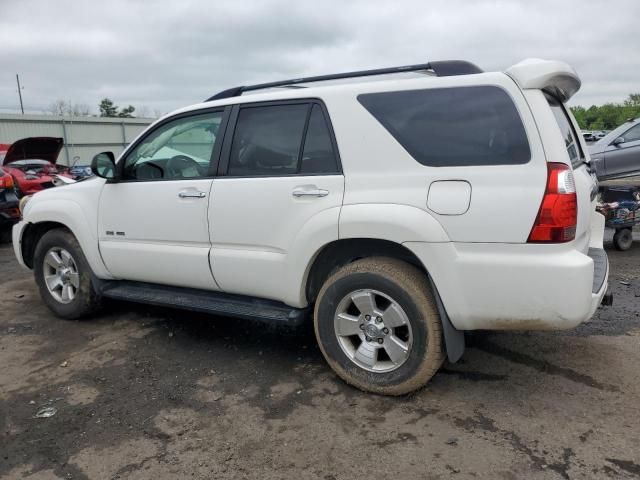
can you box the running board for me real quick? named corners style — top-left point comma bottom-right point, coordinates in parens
top-left (98, 281), bottom-right (308, 326)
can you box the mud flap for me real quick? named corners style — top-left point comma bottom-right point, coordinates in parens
top-left (428, 275), bottom-right (465, 363)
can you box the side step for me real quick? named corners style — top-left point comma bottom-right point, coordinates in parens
top-left (98, 280), bottom-right (308, 326)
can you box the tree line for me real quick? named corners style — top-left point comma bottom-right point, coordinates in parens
top-left (47, 98), bottom-right (161, 118)
top-left (570, 93), bottom-right (640, 131)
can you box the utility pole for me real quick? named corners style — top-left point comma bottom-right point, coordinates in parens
top-left (16, 74), bottom-right (24, 114)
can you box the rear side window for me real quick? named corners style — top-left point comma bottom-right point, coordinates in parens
top-left (227, 102), bottom-right (340, 176)
top-left (545, 94), bottom-right (585, 168)
top-left (300, 104), bottom-right (339, 174)
top-left (358, 86), bottom-right (530, 167)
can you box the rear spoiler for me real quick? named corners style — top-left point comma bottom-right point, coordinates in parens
top-left (505, 58), bottom-right (581, 102)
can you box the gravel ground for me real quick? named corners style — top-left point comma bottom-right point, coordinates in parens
top-left (1, 230), bottom-right (639, 479)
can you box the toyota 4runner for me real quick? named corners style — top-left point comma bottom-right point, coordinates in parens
top-left (12, 58), bottom-right (610, 395)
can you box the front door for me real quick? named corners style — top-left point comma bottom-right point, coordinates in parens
top-left (99, 109), bottom-right (226, 290)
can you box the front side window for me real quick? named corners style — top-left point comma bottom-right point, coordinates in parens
top-left (123, 111), bottom-right (223, 180)
top-left (546, 94), bottom-right (585, 168)
top-left (227, 103), bottom-right (339, 176)
top-left (621, 124), bottom-right (640, 143)
top-left (358, 86), bottom-right (531, 167)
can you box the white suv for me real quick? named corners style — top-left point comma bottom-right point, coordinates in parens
top-left (12, 58), bottom-right (610, 395)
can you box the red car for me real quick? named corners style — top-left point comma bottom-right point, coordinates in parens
top-left (1, 137), bottom-right (73, 197)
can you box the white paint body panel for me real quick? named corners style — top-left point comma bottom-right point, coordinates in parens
top-left (98, 180), bottom-right (219, 290)
top-left (427, 181), bottom-right (471, 215)
top-left (14, 178), bottom-right (113, 279)
top-left (208, 175), bottom-right (344, 306)
top-left (14, 58), bottom-right (606, 331)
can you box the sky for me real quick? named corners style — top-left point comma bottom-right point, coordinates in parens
top-left (1, 0), bottom-right (638, 117)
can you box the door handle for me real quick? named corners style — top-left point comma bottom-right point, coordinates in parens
top-left (178, 190), bottom-right (206, 198)
top-left (292, 186), bottom-right (329, 198)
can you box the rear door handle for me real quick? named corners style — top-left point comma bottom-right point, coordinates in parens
top-left (292, 186), bottom-right (329, 198)
top-left (178, 190), bottom-right (206, 198)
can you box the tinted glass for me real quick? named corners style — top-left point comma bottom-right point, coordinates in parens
top-left (123, 112), bottom-right (223, 180)
top-left (300, 104), bottom-right (339, 174)
top-left (621, 124), bottom-right (640, 142)
top-left (228, 104), bottom-right (308, 176)
top-left (546, 94), bottom-right (585, 168)
top-left (358, 86), bottom-right (530, 167)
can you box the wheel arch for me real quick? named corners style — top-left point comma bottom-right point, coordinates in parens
top-left (20, 221), bottom-right (70, 268)
top-left (304, 237), bottom-right (465, 363)
top-left (19, 198), bottom-right (113, 279)
top-left (304, 238), bottom-right (424, 304)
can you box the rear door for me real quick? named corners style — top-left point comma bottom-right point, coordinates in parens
top-left (209, 100), bottom-right (344, 302)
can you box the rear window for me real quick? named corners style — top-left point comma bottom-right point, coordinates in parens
top-left (545, 93), bottom-right (585, 169)
top-left (358, 86), bottom-right (531, 167)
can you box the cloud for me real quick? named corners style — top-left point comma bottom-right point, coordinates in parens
top-left (1, 0), bottom-right (638, 115)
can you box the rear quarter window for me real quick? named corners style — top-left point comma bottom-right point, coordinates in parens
top-left (545, 93), bottom-right (586, 169)
top-left (358, 86), bottom-right (531, 167)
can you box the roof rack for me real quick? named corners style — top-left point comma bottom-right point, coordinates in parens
top-left (205, 60), bottom-right (482, 101)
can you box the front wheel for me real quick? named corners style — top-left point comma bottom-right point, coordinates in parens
top-left (314, 257), bottom-right (445, 395)
top-left (33, 228), bottom-right (101, 319)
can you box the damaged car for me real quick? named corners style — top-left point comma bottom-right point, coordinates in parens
top-left (1, 137), bottom-right (75, 196)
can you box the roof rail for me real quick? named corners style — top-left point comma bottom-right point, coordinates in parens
top-left (205, 60), bottom-right (482, 101)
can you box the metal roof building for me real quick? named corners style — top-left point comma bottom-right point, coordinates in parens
top-left (0, 114), bottom-right (154, 165)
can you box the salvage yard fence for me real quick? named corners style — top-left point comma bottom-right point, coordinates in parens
top-left (0, 113), bottom-right (155, 166)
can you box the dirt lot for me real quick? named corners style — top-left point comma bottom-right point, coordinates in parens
top-left (1, 232), bottom-right (639, 480)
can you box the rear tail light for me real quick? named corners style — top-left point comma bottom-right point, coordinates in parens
top-left (528, 163), bottom-right (577, 243)
top-left (0, 172), bottom-right (14, 189)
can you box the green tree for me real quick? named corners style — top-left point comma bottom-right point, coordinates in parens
top-left (99, 98), bottom-right (119, 117)
top-left (118, 105), bottom-right (136, 118)
top-left (571, 93), bottom-right (640, 130)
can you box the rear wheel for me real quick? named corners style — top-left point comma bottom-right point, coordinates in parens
top-left (314, 257), bottom-right (444, 395)
top-left (613, 228), bottom-right (633, 251)
top-left (33, 229), bottom-right (101, 319)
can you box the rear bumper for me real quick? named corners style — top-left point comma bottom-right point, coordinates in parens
top-left (404, 212), bottom-right (609, 331)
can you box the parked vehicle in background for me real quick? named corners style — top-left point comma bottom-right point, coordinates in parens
top-left (594, 130), bottom-right (608, 140)
top-left (12, 58), bottom-right (610, 395)
top-left (590, 118), bottom-right (640, 180)
top-left (597, 185), bottom-right (640, 250)
top-left (1, 137), bottom-right (75, 196)
top-left (0, 167), bottom-right (20, 241)
top-left (69, 165), bottom-right (94, 179)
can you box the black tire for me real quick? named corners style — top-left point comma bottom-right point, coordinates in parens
top-left (314, 257), bottom-right (445, 396)
top-left (613, 228), bottom-right (633, 251)
top-left (33, 228), bottom-right (102, 319)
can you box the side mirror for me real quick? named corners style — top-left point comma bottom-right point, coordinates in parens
top-left (91, 152), bottom-right (118, 180)
top-left (612, 137), bottom-right (625, 147)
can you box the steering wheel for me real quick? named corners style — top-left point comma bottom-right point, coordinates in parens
top-left (166, 155), bottom-right (203, 179)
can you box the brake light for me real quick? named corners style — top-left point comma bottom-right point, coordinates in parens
top-left (528, 163), bottom-right (577, 243)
